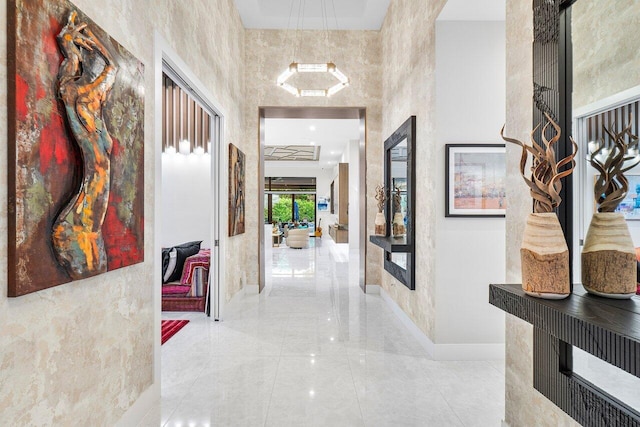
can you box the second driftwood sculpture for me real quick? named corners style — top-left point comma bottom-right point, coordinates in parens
top-left (501, 113), bottom-right (577, 298)
top-left (391, 187), bottom-right (406, 238)
top-left (374, 184), bottom-right (388, 235)
top-left (582, 120), bottom-right (640, 298)
top-left (589, 121), bottom-right (640, 212)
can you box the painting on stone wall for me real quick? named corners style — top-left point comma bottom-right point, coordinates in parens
top-left (7, 0), bottom-right (145, 297)
top-left (228, 143), bottom-right (245, 236)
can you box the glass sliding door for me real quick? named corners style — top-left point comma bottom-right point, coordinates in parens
top-left (264, 177), bottom-right (317, 235)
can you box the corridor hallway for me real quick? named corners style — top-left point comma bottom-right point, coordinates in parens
top-left (145, 238), bottom-right (505, 426)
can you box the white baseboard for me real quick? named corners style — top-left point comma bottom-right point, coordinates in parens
top-left (115, 382), bottom-right (160, 427)
top-left (365, 284), bottom-right (381, 294)
top-left (379, 287), bottom-right (505, 361)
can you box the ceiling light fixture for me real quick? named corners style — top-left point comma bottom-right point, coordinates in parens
top-left (276, 0), bottom-right (350, 98)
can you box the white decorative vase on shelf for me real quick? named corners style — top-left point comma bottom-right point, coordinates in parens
top-left (520, 212), bottom-right (570, 299)
top-left (392, 212), bottom-right (405, 238)
top-left (374, 212), bottom-right (386, 236)
top-left (582, 212), bottom-right (637, 299)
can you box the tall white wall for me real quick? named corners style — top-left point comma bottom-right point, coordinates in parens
top-left (161, 153), bottom-right (212, 248)
top-left (434, 21), bottom-right (506, 349)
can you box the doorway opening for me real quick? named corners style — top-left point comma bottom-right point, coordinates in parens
top-left (155, 42), bottom-right (225, 330)
top-left (258, 107), bottom-right (367, 293)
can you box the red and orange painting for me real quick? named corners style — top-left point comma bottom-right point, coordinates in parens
top-left (7, 0), bottom-right (145, 296)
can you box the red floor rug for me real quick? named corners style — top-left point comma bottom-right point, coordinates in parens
top-left (161, 320), bottom-right (189, 345)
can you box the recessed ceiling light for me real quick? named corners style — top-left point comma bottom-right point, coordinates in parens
top-left (309, 125), bottom-right (316, 131)
top-left (310, 141), bottom-right (316, 145)
top-left (330, 151), bottom-right (337, 155)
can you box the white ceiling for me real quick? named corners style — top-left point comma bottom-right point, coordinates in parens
top-left (264, 118), bottom-right (361, 167)
top-left (235, 0), bottom-right (505, 30)
top-left (234, 0), bottom-right (392, 30)
top-left (437, 0), bottom-right (505, 21)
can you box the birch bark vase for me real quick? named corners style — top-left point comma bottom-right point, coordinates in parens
top-left (582, 212), bottom-right (636, 298)
top-left (392, 212), bottom-right (406, 238)
top-left (521, 212), bottom-right (570, 298)
top-left (374, 212), bottom-right (386, 236)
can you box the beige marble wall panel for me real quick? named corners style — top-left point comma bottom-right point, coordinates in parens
top-left (504, 0), bottom-right (534, 285)
top-left (244, 29), bottom-right (383, 288)
top-left (504, 1), bottom-right (578, 425)
top-left (378, 0), bottom-right (447, 340)
top-left (0, 0), bottom-right (244, 423)
top-left (573, 0), bottom-right (640, 109)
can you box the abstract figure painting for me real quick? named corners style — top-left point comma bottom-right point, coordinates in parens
top-left (229, 143), bottom-right (245, 236)
top-left (7, 0), bottom-right (145, 296)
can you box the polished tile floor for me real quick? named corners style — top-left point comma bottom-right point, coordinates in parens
top-left (141, 238), bottom-right (505, 426)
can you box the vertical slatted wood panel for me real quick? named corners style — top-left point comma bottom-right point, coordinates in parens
top-left (586, 101), bottom-right (640, 147)
top-left (162, 72), bottom-right (214, 154)
top-left (532, 0), bottom-right (575, 285)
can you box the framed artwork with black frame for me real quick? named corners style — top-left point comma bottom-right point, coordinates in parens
top-left (445, 144), bottom-right (506, 218)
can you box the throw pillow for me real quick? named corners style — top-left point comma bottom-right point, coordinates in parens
top-left (163, 248), bottom-right (178, 283)
top-left (165, 241), bottom-right (202, 283)
top-left (161, 248), bottom-right (171, 279)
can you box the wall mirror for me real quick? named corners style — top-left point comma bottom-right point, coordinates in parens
top-left (390, 138), bottom-right (408, 228)
top-left (379, 116), bottom-right (415, 289)
top-left (570, 0), bottom-right (640, 421)
top-left (571, 0), bottom-right (640, 277)
top-left (529, 1), bottom-right (640, 424)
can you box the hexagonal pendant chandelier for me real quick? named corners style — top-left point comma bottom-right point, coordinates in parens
top-left (277, 61), bottom-right (350, 97)
top-left (276, 0), bottom-right (350, 97)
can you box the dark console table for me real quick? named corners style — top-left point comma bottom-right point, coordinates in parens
top-left (489, 283), bottom-right (640, 426)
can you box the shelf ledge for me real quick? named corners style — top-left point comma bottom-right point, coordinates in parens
top-left (369, 235), bottom-right (411, 252)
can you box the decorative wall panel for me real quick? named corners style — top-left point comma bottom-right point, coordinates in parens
top-left (532, 0), bottom-right (574, 283)
top-left (229, 143), bottom-right (245, 236)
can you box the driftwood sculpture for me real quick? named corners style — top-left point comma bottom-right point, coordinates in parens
top-left (589, 120), bottom-right (640, 212)
top-left (374, 184), bottom-right (387, 235)
top-left (392, 187), bottom-right (402, 213)
top-left (391, 187), bottom-right (405, 237)
top-left (500, 113), bottom-right (576, 297)
top-left (374, 184), bottom-right (387, 213)
top-left (500, 113), bottom-right (578, 213)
